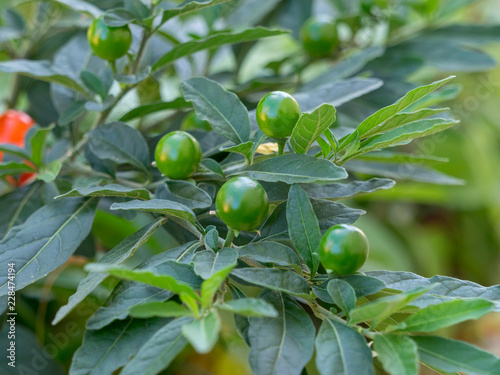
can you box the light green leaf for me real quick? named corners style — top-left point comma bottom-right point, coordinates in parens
top-left (129, 301), bottom-right (193, 318)
top-left (182, 311), bottom-right (221, 354)
top-left (290, 104), bottom-right (336, 154)
top-left (201, 264), bottom-right (235, 309)
top-left (217, 298), bottom-right (278, 317)
top-left (349, 286), bottom-right (433, 326)
top-left (373, 335), bottom-right (419, 375)
top-left (160, 0), bottom-right (231, 24)
top-left (413, 336), bottom-right (500, 375)
top-left (220, 141), bottom-right (254, 164)
top-left (119, 98), bottom-right (190, 121)
top-left (36, 160), bottom-right (62, 183)
top-left (393, 298), bottom-right (495, 333)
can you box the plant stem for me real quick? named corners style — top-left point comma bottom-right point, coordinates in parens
top-left (277, 139), bottom-right (286, 155)
top-left (223, 227), bottom-right (235, 248)
top-left (132, 29), bottom-right (151, 73)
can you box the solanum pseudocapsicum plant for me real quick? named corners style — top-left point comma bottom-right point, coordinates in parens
top-left (1, 0), bottom-right (500, 374)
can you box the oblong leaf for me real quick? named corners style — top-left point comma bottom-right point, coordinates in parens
top-left (315, 318), bottom-right (374, 375)
top-left (373, 335), bottom-right (418, 375)
top-left (182, 311), bottom-right (221, 354)
top-left (231, 268), bottom-right (310, 297)
top-left (237, 154), bottom-right (347, 184)
top-left (52, 219), bottom-right (165, 325)
top-left (181, 77), bottom-right (250, 144)
top-left (192, 247), bottom-right (238, 280)
top-left (248, 290), bottom-right (315, 375)
top-left (111, 199), bottom-right (196, 225)
top-left (290, 104), bottom-right (336, 154)
top-left (0, 198), bottom-right (96, 296)
top-left (237, 241), bottom-right (301, 272)
top-left (217, 298), bottom-right (278, 317)
top-left (56, 184), bottom-right (151, 200)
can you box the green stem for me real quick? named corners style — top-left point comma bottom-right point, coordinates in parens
top-left (223, 227), bottom-right (235, 248)
top-left (110, 60), bottom-right (118, 74)
top-left (277, 138), bottom-right (287, 156)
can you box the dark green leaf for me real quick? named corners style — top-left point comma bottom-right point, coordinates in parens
top-left (81, 70), bottom-right (108, 99)
top-left (237, 154), bottom-right (347, 184)
top-left (192, 247), bottom-right (238, 279)
top-left (327, 279), bottom-right (356, 314)
top-left (129, 301), bottom-right (192, 318)
top-left (111, 199), bottom-right (196, 225)
top-left (248, 290), bottom-right (315, 375)
top-left (153, 28), bottom-right (287, 71)
top-left (0, 198), bottom-right (96, 296)
top-left (237, 241), bottom-right (301, 272)
top-left (119, 98), bottom-right (190, 121)
top-left (217, 298), bottom-right (278, 317)
top-left (231, 268), bottom-right (310, 298)
top-left (155, 180), bottom-right (212, 210)
top-left (52, 219), bottom-right (165, 325)
top-left (120, 317), bottom-right (193, 375)
top-left (315, 318), bottom-right (374, 375)
top-left (160, 0), bottom-right (231, 24)
top-left (51, 0), bottom-right (103, 17)
top-left (286, 184), bottom-right (321, 275)
top-left (181, 77), bottom-right (250, 144)
top-left (56, 184), bottom-right (151, 200)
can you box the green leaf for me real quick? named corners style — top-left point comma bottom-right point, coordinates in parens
top-left (181, 77), bottom-right (250, 144)
top-left (357, 151), bottom-right (449, 165)
top-left (203, 226), bottom-right (219, 251)
top-left (119, 98), bottom-right (190, 121)
top-left (86, 122), bottom-right (151, 176)
top-left (363, 107), bottom-right (449, 137)
top-left (51, 0), bottom-right (103, 17)
top-left (356, 76), bottom-right (455, 135)
top-left (237, 154), bottom-right (347, 184)
top-left (56, 184), bottom-right (151, 200)
top-left (86, 243), bottom-right (201, 330)
top-left (366, 271), bottom-right (500, 311)
top-left (28, 125), bottom-right (52, 167)
top-left (286, 184), bottom-right (321, 276)
top-left (52, 219), bottom-right (165, 325)
top-left (312, 198), bottom-right (365, 232)
top-left (343, 130), bottom-right (361, 159)
top-left (327, 279), bottom-right (356, 314)
top-left (0, 161), bottom-right (35, 176)
top-left (201, 263), bottom-right (235, 309)
top-left (264, 178), bottom-right (395, 202)
top-left (159, 0), bottom-right (231, 24)
top-left (0, 182), bottom-right (45, 238)
top-left (352, 117), bottom-right (460, 158)
top-left (315, 318), bottom-right (374, 375)
top-left (155, 180), bottom-right (212, 210)
top-left (220, 141), bottom-right (254, 164)
top-left (0, 144), bottom-right (30, 159)
top-left (80, 70), bottom-right (108, 99)
top-left (84, 263), bottom-right (201, 303)
top-left (290, 104), bottom-right (336, 154)
top-left (70, 318), bottom-right (166, 375)
top-left (129, 301), bottom-right (193, 318)
top-left (248, 290), bottom-right (315, 375)
top-left (393, 298), bottom-right (495, 333)
top-left (182, 311), bottom-right (221, 354)
top-left (231, 268), bottom-right (310, 298)
top-left (35, 160), bottom-right (62, 183)
top-left (413, 336), bottom-right (500, 375)
top-left (111, 199), bottom-right (196, 225)
top-left (314, 275), bottom-right (386, 303)
top-left (237, 241), bottom-right (301, 273)
top-left (120, 317), bottom-right (193, 375)
top-left (217, 298), bottom-right (278, 317)
top-left (192, 247), bottom-right (238, 280)
top-left (348, 286), bottom-right (433, 326)
top-left (0, 198), bottom-right (96, 296)
top-left (0, 60), bottom-right (91, 97)
top-left (373, 335), bottom-right (419, 375)
top-left (153, 28), bottom-right (287, 71)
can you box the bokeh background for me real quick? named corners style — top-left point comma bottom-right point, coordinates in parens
top-left (0, 0), bottom-right (500, 374)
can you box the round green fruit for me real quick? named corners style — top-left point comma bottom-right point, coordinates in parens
top-left (300, 18), bottom-right (338, 58)
top-left (216, 177), bottom-right (269, 231)
top-left (181, 112), bottom-right (212, 131)
top-left (87, 17), bottom-right (132, 61)
top-left (319, 224), bottom-right (369, 275)
top-left (154, 131), bottom-right (202, 180)
top-left (256, 91), bottom-right (301, 139)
